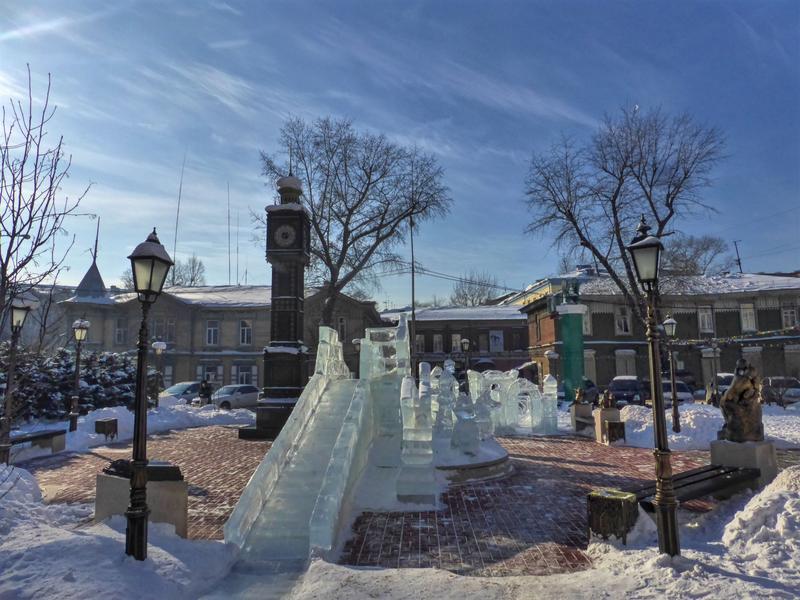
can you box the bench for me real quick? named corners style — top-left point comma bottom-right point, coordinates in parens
top-left (10, 429), bottom-right (67, 454)
top-left (629, 464), bottom-right (761, 513)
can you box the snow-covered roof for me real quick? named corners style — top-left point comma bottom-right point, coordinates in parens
top-left (158, 285), bottom-right (272, 307)
top-left (382, 305), bottom-right (525, 322)
top-left (579, 273), bottom-right (800, 297)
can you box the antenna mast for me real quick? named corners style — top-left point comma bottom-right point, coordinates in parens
top-left (236, 210), bottom-right (240, 285)
top-left (92, 217), bottom-right (100, 262)
top-left (172, 152), bottom-right (187, 286)
top-left (227, 182), bottom-right (231, 285)
top-left (733, 240), bottom-right (744, 273)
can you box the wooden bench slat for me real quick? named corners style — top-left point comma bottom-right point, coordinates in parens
top-left (630, 465), bottom-right (739, 497)
top-left (10, 429), bottom-right (67, 445)
top-left (635, 466), bottom-right (760, 512)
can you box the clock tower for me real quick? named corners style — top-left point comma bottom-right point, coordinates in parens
top-left (260, 172), bottom-right (311, 431)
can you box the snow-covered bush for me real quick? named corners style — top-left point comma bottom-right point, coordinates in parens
top-left (0, 344), bottom-right (144, 421)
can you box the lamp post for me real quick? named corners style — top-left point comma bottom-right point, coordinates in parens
top-left (125, 229), bottom-right (173, 561)
top-left (626, 216), bottom-right (680, 556)
top-left (460, 337), bottom-right (471, 394)
top-left (663, 316), bottom-right (680, 433)
top-left (70, 318), bottom-right (90, 432)
top-left (351, 338), bottom-right (361, 379)
top-left (151, 341), bottom-right (167, 407)
top-left (0, 297), bottom-right (38, 464)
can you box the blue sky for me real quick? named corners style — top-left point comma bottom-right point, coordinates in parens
top-left (1, 0), bottom-right (798, 308)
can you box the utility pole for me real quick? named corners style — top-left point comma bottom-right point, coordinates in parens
top-left (733, 240), bottom-right (743, 273)
top-left (409, 214), bottom-right (417, 375)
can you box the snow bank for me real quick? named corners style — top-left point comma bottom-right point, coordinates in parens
top-left (620, 403), bottom-right (800, 450)
top-left (0, 465), bottom-right (235, 599)
top-left (11, 403), bottom-right (255, 462)
top-left (722, 466), bottom-right (800, 575)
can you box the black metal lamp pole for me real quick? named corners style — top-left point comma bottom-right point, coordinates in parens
top-left (663, 316), bottom-right (680, 433)
top-left (125, 229), bottom-right (173, 561)
top-left (151, 341), bottom-right (166, 408)
top-left (0, 298), bottom-right (37, 464)
top-left (627, 217), bottom-right (680, 557)
top-left (460, 337), bottom-right (471, 394)
top-left (70, 319), bottom-right (90, 432)
top-left (352, 339), bottom-right (361, 379)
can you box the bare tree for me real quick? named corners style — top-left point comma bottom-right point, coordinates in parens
top-left (0, 67), bottom-right (89, 328)
top-left (661, 233), bottom-right (734, 276)
top-left (259, 117), bottom-right (451, 325)
top-left (450, 269), bottom-right (499, 306)
top-left (121, 253), bottom-right (206, 288)
top-left (525, 106), bottom-right (725, 322)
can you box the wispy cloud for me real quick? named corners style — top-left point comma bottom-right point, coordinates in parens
top-left (208, 1), bottom-right (243, 17)
top-left (0, 8), bottom-right (114, 43)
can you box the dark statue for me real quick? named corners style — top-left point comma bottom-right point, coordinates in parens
top-left (717, 358), bottom-right (764, 443)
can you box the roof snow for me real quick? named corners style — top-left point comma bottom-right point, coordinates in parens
top-left (578, 272), bottom-right (800, 297)
top-left (382, 305), bottom-right (524, 322)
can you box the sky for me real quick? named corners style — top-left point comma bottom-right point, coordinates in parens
top-left (1, 0), bottom-right (798, 309)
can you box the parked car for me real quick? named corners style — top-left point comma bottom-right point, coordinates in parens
top-left (210, 384), bottom-right (261, 410)
top-left (607, 376), bottom-right (649, 406)
top-left (761, 377), bottom-right (800, 406)
top-left (716, 373), bottom-right (735, 398)
top-left (557, 377), bottom-right (600, 404)
top-left (159, 381), bottom-right (201, 407)
top-left (661, 380), bottom-right (694, 407)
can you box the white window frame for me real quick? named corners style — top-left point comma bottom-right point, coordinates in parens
top-left (415, 334), bottom-right (425, 354)
top-left (783, 305), bottom-right (798, 329)
top-left (239, 319), bottom-right (252, 345)
top-left (206, 320), bottom-right (220, 346)
top-left (433, 334), bottom-right (443, 353)
top-left (615, 306), bottom-right (631, 336)
top-left (114, 318), bottom-right (127, 345)
top-left (451, 333), bottom-right (461, 353)
top-left (740, 303), bottom-right (756, 333)
top-left (582, 308), bottom-right (592, 336)
top-left (698, 306), bottom-right (714, 334)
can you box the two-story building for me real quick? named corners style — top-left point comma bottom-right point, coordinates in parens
top-left (518, 268), bottom-right (800, 388)
top-left (382, 305), bottom-right (530, 374)
top-left (61, 260), bottom-right (383, 387)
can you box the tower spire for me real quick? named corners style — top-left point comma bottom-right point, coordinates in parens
top-left (92, 217), bottom-right (100, 262)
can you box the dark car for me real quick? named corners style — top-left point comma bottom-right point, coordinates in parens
top-left (761, 377), bottom-right (800, 406)
top-left (607, 376), bottom-right (649, 406)
top-left (557, 377), bottom-right (600, 404)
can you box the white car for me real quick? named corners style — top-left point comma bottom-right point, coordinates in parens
top-left (211, 384), bottom-right (260, 410)
top-left (159, 381), bottom-right (201, 407)
top-left (662, 380), bottom-right (693, 407)
top-left (716, 373), bottom-right (736, 398)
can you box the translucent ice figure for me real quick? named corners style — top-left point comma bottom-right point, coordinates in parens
top-left (435, 367), bottom-right (456, 435)
top-left (397, 364), bottom-right (436, 502)
top-left (451, 391), bottom-right (479, 455)
top-left (474, 387), bottom-right (500, 441)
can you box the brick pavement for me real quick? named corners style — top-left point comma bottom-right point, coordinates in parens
top-left (339, 435), bottom-right (712, 577)
top-left (22, 426), bottom-right (270, 540)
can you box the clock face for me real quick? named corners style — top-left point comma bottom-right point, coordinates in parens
top-left (274, 224), bottom-right (297, 248)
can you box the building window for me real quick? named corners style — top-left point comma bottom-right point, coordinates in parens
top-left (197, 363), bottom-right (222, 382)
top-left (337, 316), bottom-right (347, 342)
top-left (740, 303), bottom-right (756, 333)
top-left (783, 306), bottom-right (798, 329)
top-left (163, 365), bottom-right (173, 387)
top-left (240, 320), bottom-right (252, 345)
top-left (489, 330), bottom-right (504, 353)
top-left (615, 349), bottom-right (637, 376)
top-left (165, 319), bottom-right (176, 343)
top-left (615, 306), bottom-right (631, 335)
top-left (478, 333), bottom-right (489, 353)
top-left (151, 318), bottom-right (165, 340)
top-left (433, 334), bottom-right (443, 353)
top-left (451, 333), bottom-right (461, 353)
top-left (114, 318), bottom-right (127, 345)
top-left (415, 334), bottom-right (425, 353)
top-left (206, 320), bottom-right (219, 345)
top-left (512, 331), bottom-right (522, 351)
top-left (535, 318), bottom-right (542, 341)
top-left (582, 309), bottom-right (592, 336)
top-left (698, 306), bottom-right (714, 334)
top-left (232, 364), bottom-right (258, 385)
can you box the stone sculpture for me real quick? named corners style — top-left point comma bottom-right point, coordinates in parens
top-left (717, 358), bottom-right (764, 443)
top-left (600, 389), bottom-right (614, 409)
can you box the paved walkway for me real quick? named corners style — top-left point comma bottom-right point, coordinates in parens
top-left (22, 428), bottom-right (799, 577)
top-left (22, 425), bottom-right (270, 540)
top-left (339, 436), bottom-right (711, 577)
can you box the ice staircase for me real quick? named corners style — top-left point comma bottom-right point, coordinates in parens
top-left (234, 378), bottom-right (357, 570)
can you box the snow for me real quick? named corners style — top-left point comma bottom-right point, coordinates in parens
top-left (620, 403), bottom-right (800, 450)
top-left (0, 465), bottom-right (235, 599)
top-left (288, 467), bottom-right (800, 599)
top-left (10, 403), bottom-right (255, 462)
top-left (382, 305), bottom-right (525, 322)
top-left (578, 272), bottom-right (800, 296)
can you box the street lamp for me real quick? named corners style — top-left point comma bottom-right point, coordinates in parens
top-left (70, 318), bottom-right (91, 432)
top-left (125, 229), bottom-right (173, 561)
top-left (662, 316), bottom-right (680, 433)
top-left (352, 338), bottom-right (361, 379)
top-left (626, 216), bottom-right (680, 557)
top-left (151, 341), bottom-right (167, 407)
top-left (0, 296), bottom-right (39, 464)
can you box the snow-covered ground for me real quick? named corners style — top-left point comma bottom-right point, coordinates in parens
top-left (621, 403), bottom-right (800, 450)
top-left (0, 465), bottom-right (235, 599)
top-left (288, 466), bottom-right (800, 599)
top-left (10, 403), bottom-right (255, 463)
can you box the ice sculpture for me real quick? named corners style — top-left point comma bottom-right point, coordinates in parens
top-left (451, 391), bottom-right (480, 455)
top-left (539, 374), bottom-right (559, 434)
top-left (434, 366), bottom-right (456, 435)
top-left (397, 363), bottom-right (436, 503)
